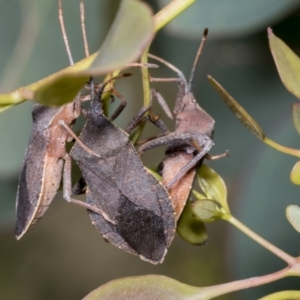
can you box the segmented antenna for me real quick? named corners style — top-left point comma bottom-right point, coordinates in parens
top-left (187, 28), bottom-right (208, 92)
top-left (80, 1), bottom-right (90, 57)
top-left (58, 0), bottom-right (74, 65)
top-left (148, 53), bottom-right (188, 93)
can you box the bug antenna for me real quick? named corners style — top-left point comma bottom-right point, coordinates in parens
top-left (148, 53), bottom-right (188, 93)
top-left (58, 0), bottom-right (74, 65)
top-left (187, 28), bottom-right (208, 92)
top-left (80, 1), bottom-right (94, 104)
top-left (80, 1), bottom-right (90, 58)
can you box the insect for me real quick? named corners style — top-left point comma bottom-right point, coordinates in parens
top-left (139, 28), bottom-right (228, 219)
top-left (15, 0), bottom-right (106, 239)
top-left (59, 75), bottom-right (176, 264)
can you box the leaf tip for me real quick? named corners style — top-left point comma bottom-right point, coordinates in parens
top-left (267, 27), bottom-right (273, 37)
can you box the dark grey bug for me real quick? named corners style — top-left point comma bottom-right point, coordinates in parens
top-left (15, 100), bottom-right (108, 239)
top-left (139, 29), bottom-right (228, 219)
top-left (60, 77), bottom-right (176, 264)
top-left (15, 0), bottom-right (111, 239)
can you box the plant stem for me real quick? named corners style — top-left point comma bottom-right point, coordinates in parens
top-left (263, 137), bottom-right (300, 158)
top-left (225, 214), bottom-right (296, 265)
top-left (198, 267), bottom-right (290, 299)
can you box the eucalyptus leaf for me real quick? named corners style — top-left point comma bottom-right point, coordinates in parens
top-left (269, 28), bottom-right (300, 100)
top-left (292, 103), bottom-right (300, 135)
top-left (87, 0), bottom-right (153, 73)
top-left (0, 46), bottom-right (97, 108)
top-left (259, 290), bottom-right (300, 300)
top-left (197, 164), bottom-right (230, 213)
top-left (290, 161), bottom-right (300, 185)
top-left (83, 275), bottom-right (203, 300)
top-left (0, 104), bottom-right (15, 113)
top-left (192, 199), bottom-right (223, 222)
top-left (286, 205), bottom-right (300, 233)
top-left (177, 200), bottom-right (208, 245)
top-left (208, 75), bottom-right (265, 140)
top-left (0, 0), bottom-right (154, 108)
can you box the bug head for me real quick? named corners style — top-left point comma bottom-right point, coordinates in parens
top-left (89, 73), bottom-right (132, 115)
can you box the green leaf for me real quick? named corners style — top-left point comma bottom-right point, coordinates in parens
top-left (269, 28), bottom-right (300, 100)
top-left (0, 104), bottom-right (15, 113)
top-left (0, 46), bottom-right (97, 109)
top-left (0, 0), bottom-right (154, 108)
top-left (197, 164), bottom-right (230, 213)
top-left (208, 75), bottom-right (265, 140)
top-left (177, 200), bottom-right (208, 245)
top-left (157, 0), bottom-right (300, 38)
top-left (33, 75), bottom-right (89, 106)
top-left (34, 0), bottom-right (153, 106)
top-left (259, 290), bottom-right (300, 300)
top-left (83, 275), bottom-right (203, 300)
top-left (286, 205), bottom-right (300, 233)
top-left (87, 0), bottom-right (153, 73)
top-left (192, 199), bottom-right (223, 222)
top-left (290, 161), bottom-right (300, 185)
top-left (292, 103), bottom-right (300, 135)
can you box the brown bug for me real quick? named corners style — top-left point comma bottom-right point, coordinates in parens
top-left (139, 29), bottom-right (228, 219)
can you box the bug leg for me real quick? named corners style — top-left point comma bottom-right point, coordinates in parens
top-left (166, 140), bottom-right (214, 189)
top-left (138, 132), bottom-right (194, 155)
top-left (151, 89), bottom-right (173, 120)
top-left (59, 120), bottom-right (101, 158)
top-left (206, 150), bottom-right (230, 160)
top-left (109, 88), bottom-right (127, 121)
top-left (125, 105), bottom-right (151, 133)
top-left (125, 105), bottom-right (170, 138)
top-left (62, 153), bottom-right (116, 225)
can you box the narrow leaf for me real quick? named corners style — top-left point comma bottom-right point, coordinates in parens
top-left (268, 27), bottom-right (300, 100)
top-left (0, 52), bottom-right (97, 108)
top-left (0, 0), bottom-right (154, 108)
top-left (259, 290), bottom-right (300, 300)
top-left (177, 200), bottom-right (208, 245)
top-left (197, 164), bottom-right (230, 213)
top-left (83, 275), bottom-right (203, 300)
top-left (208, 75), bottom-right (265, 140)
top-left (87, 0), bottom-right (154, 73)
top-left (292, 103), bottom-right (300, 135)
top-left (286, 205), bottom-right (300, 233)
top-left (290, 161), bottom-right (300, 185)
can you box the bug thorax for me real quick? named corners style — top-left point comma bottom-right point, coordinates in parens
top-left (175, 92), bottom-right (215, 137)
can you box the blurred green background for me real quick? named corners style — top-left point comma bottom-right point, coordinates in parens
top-left (1, 0), bottom-right (300, 299)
